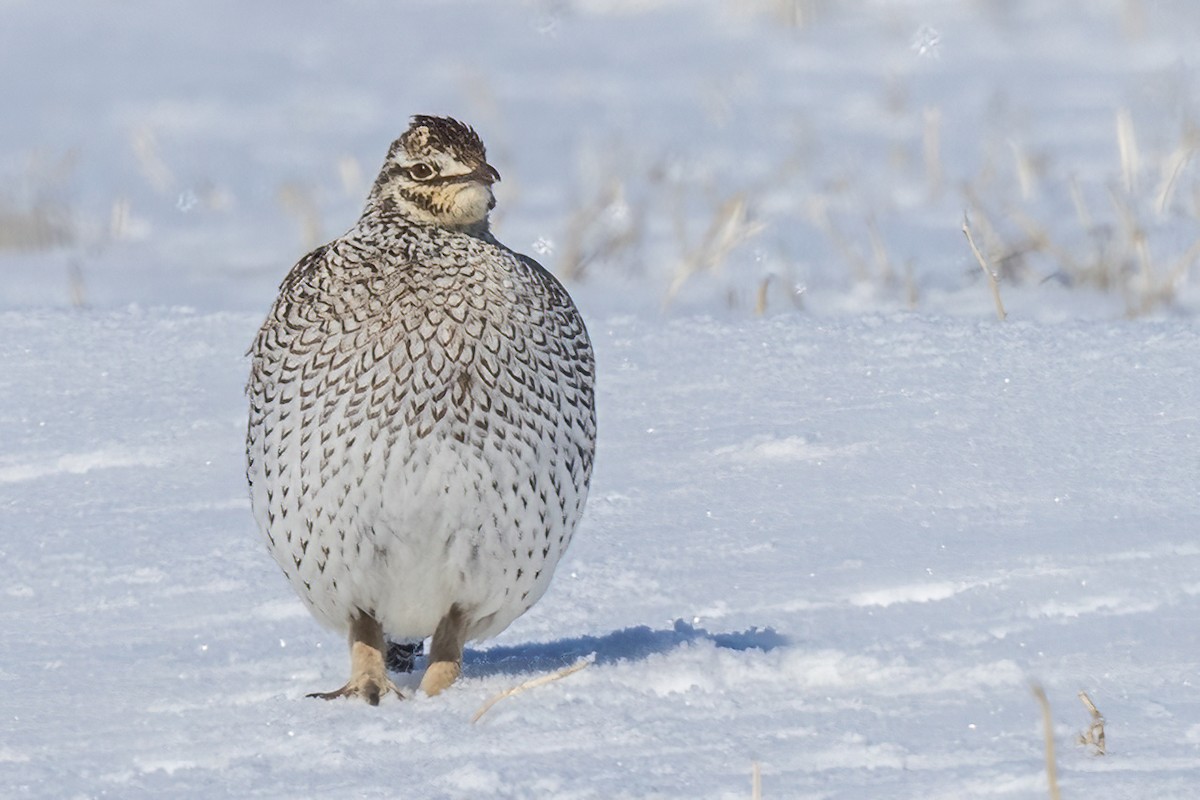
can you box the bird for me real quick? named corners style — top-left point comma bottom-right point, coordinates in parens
top-left (245, 115), bottom-right (596, 704)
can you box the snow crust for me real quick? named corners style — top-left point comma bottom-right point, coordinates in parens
top-left (2, 310), bottom-right (1198, 797)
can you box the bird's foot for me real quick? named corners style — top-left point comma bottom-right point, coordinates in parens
top-left (419, 660), bottom-right (462, 697)
top-left (419, 604), bottom-right (468, 696)
top-left (308, 611), bottom-right (403, 705)
top-left (308, 673), bottom-right (402, 706)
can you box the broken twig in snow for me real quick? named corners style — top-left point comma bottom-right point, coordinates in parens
top-left (963, 212), bottom-right (1008, 321)
top-left (471, 656), bottom-right (593, 723)
top-left (1031, 683), bottom-right (1062, 800)
top-left (1077, 691), bottom-right (1107, 755)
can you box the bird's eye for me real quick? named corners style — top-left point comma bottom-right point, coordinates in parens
top-left (407, 163), bottom-right (435, 181)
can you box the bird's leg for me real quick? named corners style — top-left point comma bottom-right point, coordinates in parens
top-left (309, 611), bottom-right (400, 705)
top-left (420, 604), bottom-right (469, 696)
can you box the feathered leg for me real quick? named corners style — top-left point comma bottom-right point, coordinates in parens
top-left (420, 604), bottom-right (469, 696)
top-left (309, 611), bottom-right (400, 705)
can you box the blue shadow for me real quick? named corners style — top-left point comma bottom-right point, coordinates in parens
top-left (462, 619), bottom-right (788, 678)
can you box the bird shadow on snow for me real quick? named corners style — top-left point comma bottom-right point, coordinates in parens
top-left (462, 619), bottom-right (787, 678)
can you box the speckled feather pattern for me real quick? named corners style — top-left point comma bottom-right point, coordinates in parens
top-left (246, 202), bottom-right (596, 645)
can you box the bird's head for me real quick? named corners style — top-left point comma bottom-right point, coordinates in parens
top-left (366, 115), bottom-right (500, 231)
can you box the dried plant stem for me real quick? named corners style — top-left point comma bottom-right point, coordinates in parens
top-left (1068, 174), bottom-right (1094, 231)
top-left (958, 193), bottom-right (1008, 266)
top-left (1156, 142), bottom-right (1196, 215)
top-left (665, 193), bottom-right (765, 307)
top-left (278, 183), bottom-right (323, 251)
top-left (1032, 683), bottom-right (1062, 800)
top-left (1010, 209), bottom-right (1081, 279)
top-left (1078, 691), bottom-right (1107, 755)
top-left (68, 260), bottom-right (86, 309)
top-left (131, 126), bottom-right (175, 194)
top-left (751, 761), bottom-right (762, 799)
top-left (1107, 186), bottom-right (1154, 305)
top-left (962, 213), bottom-right (1007, 321)
top-left (1010, 141), bottom-right (1038, 200)
top-left (905, 260), bottom-right (919, 308)
top-left (558, 179), bottom-right (640, 282)
top-left (755, 276), bottom-right (771, 316)
top-left (814, 202), bottom-right (869, 283)
top-left (1117, 108), bottom-right (1140, 194)
top-left (866, 214), bottom-right (892, 285)
top-left (471, 657), bottom-right (591, 723)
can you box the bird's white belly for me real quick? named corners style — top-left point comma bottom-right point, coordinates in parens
top-left (251, 387), bottom-right (580, 643)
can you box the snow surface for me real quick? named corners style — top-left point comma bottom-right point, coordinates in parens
top-left (3, 310), bottom-right (1198, 798)
top-left (2, 1), bottom-right (1200, 798)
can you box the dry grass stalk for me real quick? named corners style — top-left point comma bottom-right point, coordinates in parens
top-left (558, 179), bottom-right (640, 283)
top-left (1155, 138), bottom-right (1196, 215)
top-left (961, 187), bottom-right (1021, 262)
top-left (750, 0), bottom-right (825, 30)
top-left (812, 201), bottom-right (869, 283)
top-left (337, 155), bottom-right (365, 198)
top-left (0, 202), bottom-right (74, 251)
top-left (1031, 683), bottom-right (1062, 800)
top-left (1008, 209), bottom-right (1082, 281)
top-left (962, 110), bottom-right (1200, 316)
top-left (67, 260), bottom-right (86, 308)
top-left (131, 127), bottom-right (175, 194)
top-left (1077, 691), bottom-right (1106, 755)
top-left (278, 183), bottom-right (323, 251)
top-left (753, 267), bottom-right (806, 315)
top-left (1067, 174), bottom-right (1095, 233)
top-left (109, 197), bottom-right (131, 241)
top-left (665, 193), bottom-right (765, 306)
top-left (1107, 186), bottom-right (1154, 303)
top-left (866, 214), bottom-right (893, 285)
top-left (904, 259), bottom-right (919, 308)
top-left (962, 213), bottom-right (1007, 321)
top-left (471, 656), bottom-right (591, 723)
top-left (751, 761), bottom-right (762, 799)
top-left (1117, 108), bottom-right (1140, 195)
top-left (1010, 141), bottom-right (1039, 201)
top-left (0, 151), bottom-right (78, 252)
top-left (755, 276), bottom-right (771, 316)
top-left (696, 195), bottom-right (766, 272)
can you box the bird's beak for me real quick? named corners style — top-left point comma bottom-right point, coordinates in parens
top-left (476, 163), bottom-right (501, 185)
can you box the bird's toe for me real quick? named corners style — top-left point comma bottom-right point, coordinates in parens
top-left (308, 675), bottom-right (401, 705)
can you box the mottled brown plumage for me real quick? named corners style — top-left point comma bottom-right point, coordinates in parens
top-left (246, 116), bottom-right (596, 703)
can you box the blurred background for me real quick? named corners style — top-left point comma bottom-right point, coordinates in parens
top-left (3, 0), bottom-right (1199, 319)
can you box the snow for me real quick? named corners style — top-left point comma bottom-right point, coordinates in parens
top-left (4, 310), bottom-right (1197, 797)
top-left (3, 1), bottom-right (1200, 798)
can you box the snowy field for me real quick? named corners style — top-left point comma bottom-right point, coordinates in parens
top-left (3, 1), bottom-right (1200, 798)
